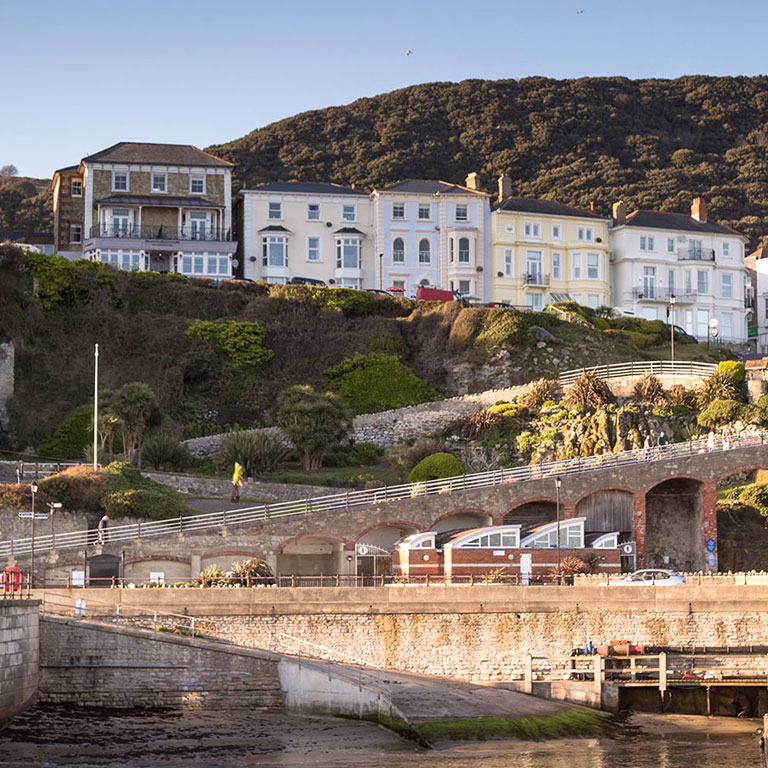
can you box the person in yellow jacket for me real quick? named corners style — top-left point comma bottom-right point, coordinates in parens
top-left (231, 461), bottom-right (244, 502)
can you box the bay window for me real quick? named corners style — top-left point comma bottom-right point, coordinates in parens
top-left (458, 237), bottom-right (470, 263)
top-left (336, 237), bottom-right (361, 269)
top-left (262, 236), bottom-right (288, 267)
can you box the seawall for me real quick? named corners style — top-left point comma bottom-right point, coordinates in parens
top-left (0, 600), bottom-right (39, 728)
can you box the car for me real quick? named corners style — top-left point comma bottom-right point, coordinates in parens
top-left (289, 276), bottom-right (327, 286)
top-left (607, 569), bottom-right (686, 586)
top-left (666, 324), bottom-right (698, 343)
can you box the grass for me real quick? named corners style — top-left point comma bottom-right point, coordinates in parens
top-left (273, 464), bottom-right (399, 488)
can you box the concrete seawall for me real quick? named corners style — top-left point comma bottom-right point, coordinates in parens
top-left (0, 600), bottom-right (39, 728)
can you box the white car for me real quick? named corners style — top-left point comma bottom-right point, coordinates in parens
top-left (608, 569), bottom-right (685, 586)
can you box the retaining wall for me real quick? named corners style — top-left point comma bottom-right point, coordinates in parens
top-left (0, 600), bottom-right (39, 727)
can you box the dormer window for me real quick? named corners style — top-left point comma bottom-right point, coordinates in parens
top-left (70, 179), bottom-right (82, 197)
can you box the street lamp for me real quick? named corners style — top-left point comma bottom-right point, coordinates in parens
top-left (49, 501), bottom-right (62, 550)
top-left (555, 476), bottom-right (562, 585)
top-left (29, 481), bottom-right (38, 593)
top-left (669, 294), bottom-right (676, 380)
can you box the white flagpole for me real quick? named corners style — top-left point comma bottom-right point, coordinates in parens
top-left (93, 344), bottom-right (99, 470)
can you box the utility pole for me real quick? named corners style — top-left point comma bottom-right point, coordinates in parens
top-left (93, 343), bottom-right (99, 470)
top-left (555, 476), bottom-right (562, 585)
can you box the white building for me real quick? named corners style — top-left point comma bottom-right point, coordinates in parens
top-left (746, 247), bottom-right (768, 353)
top-left (610, 198), bottom-right (749, 342)
top-left (371, 176), bottom-right (491, 299)
top-left (237, 182), bottom-right (372, 287)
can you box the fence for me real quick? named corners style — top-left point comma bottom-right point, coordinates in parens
top-left (559, 360), bottom-right (717, 386)
top-left (1, 430), bottom-right (764, 560)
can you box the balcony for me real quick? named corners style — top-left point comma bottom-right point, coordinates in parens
top-left (89, 224), bottom-right (232, 241)
top-left (629, 288), bottom-right (697, 304)
top-left (525, 272), bottom-right (550, 286)
top-left (677, 247), bottom-right (715, 262)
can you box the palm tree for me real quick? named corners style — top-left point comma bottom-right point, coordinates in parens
top-left (109, 382), bottom-right (159, 468)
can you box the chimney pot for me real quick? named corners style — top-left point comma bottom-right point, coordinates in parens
top-left (612, 200), bottom-right (626, 226)
top-left (590, 200), bottom-right (595, 213)
top-left (498, 174), bottom-right (513, 202)
top-left (691, 196), bottom-right (707, 222)
top-left (465, 172), bottom-right (480, 191)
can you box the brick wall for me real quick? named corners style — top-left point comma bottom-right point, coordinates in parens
top-left (0, 600), bottom-right (39, 726)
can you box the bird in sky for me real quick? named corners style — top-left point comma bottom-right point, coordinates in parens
top-left (576, 9), bottom-right (584, 13)
top-left (406, 49), bottom-right (412, 56)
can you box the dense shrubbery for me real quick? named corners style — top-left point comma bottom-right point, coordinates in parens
top-left (698, 369), bottom-right (741, 406)
top-left (408, 452), bottom-right (465, 483)
top-left (215, 430), bottom-right (289, 477)
top-left (142, 431), bottom-right (190, 471)
top-left (633, 373), bottom-right (666, 405)
top-left (697, 399), bottom-right (745, 427)
top-left (324, 353), bottom-right (441, 414)
top-left (186, 319), bottom-right (273, 368)
top-left (717, 360), bottom-right (746, 388)
top-left (322, 441), bottom-right (382, 467)
top-left (523, 379), bottom-right (559, 410)
top-left (565, 371), bottom-right (615, 409)
top-left (38, 405), bottom-right (93, 459)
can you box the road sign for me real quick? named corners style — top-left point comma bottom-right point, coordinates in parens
top-left (708, 553), bottom-right (716, 567)
top-left (18, 512), bottom-right (49, 519)
top-left (710, 328), bottom-right (719, 338)
top-left (709, 318), bottom-right (719, 328)
top-left (621, 542), bottom-right (636, 556)
top-left (17, 512), bottom-right (32, 518)
top-left (706, 538), bottom-right (716, 553)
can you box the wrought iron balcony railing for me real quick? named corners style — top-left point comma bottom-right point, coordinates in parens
top-left (89, 224), bottom-right (232, 241)
top-left (630, 288), bottom-right (697, 303)
top-left (525, 272), bottom-right (550, 286)
top-left (677, 247), bottom-right (715, 261)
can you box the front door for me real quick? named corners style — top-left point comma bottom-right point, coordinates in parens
top-left (189, 212), bottom-right (207, 240)
top-left (110, 209), bottom-right (131, 237)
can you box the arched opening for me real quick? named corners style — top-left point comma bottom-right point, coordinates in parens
top-left (432, 511), bottom-right (492, 533)
top-left (504, 500), bottom-right (557, 528)
top-left (716, 469), bottom-right (768, 572)
top-left (87, 554), bottom-right (120, 587)
top-left (355, 523), bottom-right (419, 577)
top-left (645, 478), bottom-right (704, 571)
top-left (418, 278), bottom-right (431, 287)
top-left (458, 237), bottom-right (470, 263)
top-left (276, 536), bottom-right (346, 577)
top-left (576, 490), bottom-right (636, 572)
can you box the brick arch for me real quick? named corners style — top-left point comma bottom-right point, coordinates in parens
top-left (643, 474), bottom-right (705, 494)
top-left (714, 465), bottom-right (768, 485)
top-left (125, 555), bottom-right (191, 566)
top-left (201, 550), bottom-right (264, 561)
top-left (276, 533), bottom-right (350, 555)
top-left (506, 496), bottom-right (557, 511)
top-left (354, 520), bottom-right (421, 542)
top-left (572, 486), bottom-right (638, 507)
top-left (429, 508), bottom-right (492, 531)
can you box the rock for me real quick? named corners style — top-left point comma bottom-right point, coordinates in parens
top-left (528, 326), bottom-right (566, 345)
top-left (536, 341), bottom-right (547, 349)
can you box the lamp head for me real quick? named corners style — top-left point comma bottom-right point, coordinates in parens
top-left (51, 502), bottom-right (62, 509)
top-left (30, 481), bottom-right (38, 494)
top-left (555, 476), bottom-right (562, 489)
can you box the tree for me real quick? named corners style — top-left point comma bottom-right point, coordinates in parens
top-left (277, 385), bottom-right (352, 471)
top-left (0, 165), bottom-right (17, 177)
top-left (108, 382), bottom-right (160, 468)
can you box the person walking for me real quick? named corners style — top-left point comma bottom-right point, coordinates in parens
top-left (643, 432), bottom-right (653, 462)
top-left (722, 424), bottom-right (733, 451)
top-left (96, 514), bottom-right (110, 545)
top-left (231, 461), bottom-right (244, 502)
top-left (657, 430), bottom-right (669, 456)
top-left (706, 429), bottom-right (716, 452)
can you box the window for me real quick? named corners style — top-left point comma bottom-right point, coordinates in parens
top-left (643, 266), bottom-right (656, 298)
top-left (667, 238), bottom-right (675, 253)
top-left (697, 309), bottom-right (709, 338)
top-left (458, 531), bottom-right (519, 549)
top-left (521, 521), bottom-right (584, 549)
top-left (206, 256), bottom-right (218, 275)
top-left (552, 252), bottom-right (561, 280)
top-left (721, 313), bottom-right (733, 339)
top-left (307, 203), bottom-right (320, 220)
top-left (414, 538), bottom-right (434, 549)
top-left (455, 204), bottom-right (468, 222)
top-left (262, 236), bottom-right (287, 267)
top-left (688, 240), bottom-right (702, 259)
top-left (571, 293), bottom-right (582, 304)
top-left (418, 238), bottom-right (431, 264)
top-left (527, 292), bottom-right (543, 310)
top-left (594, 534), bottom-right (618, 549)
top-left (342, 204), bottom-right (356, 222)
top-left (151, 173), bottom-right (167, 193)
top-left (458, 237), bottom-right (470, 263)
top-left (685, 269), bottom-right (692, 293)
top-left (449, 238), bottom-right (454, 263)
top-left (552, 224), bottom-right (561, 240)
top-left (504, 249), bottom-right (514, 277)
top-left (649, 237), bottom-right (655, 250)
top-left (307, 236), bottom-right (320, 261)
top-left (70, 179), bottom-right (82, 197)
top-left (640, 235), bottom-right (655, 251)
top-left (268, 202), bottom-right (282, 220)
top-left (572, 252), bottom-right (582, 280)
top-left (526, 250), bottom-right (542, 284)
top-left (339, 278), bottom-right (362, 289)
top-left (721, 273), bottom-right (732, 298)
top-left (722, 242), bottom-right (730, 257)
top-left (99, 249), bottom-right (118, 265)
top-left (120, 250), bottom-right (140, 271)
top-left (765, 298), bottom-right (768, 321)
top-left (668, 269), bottom-right (675, 294)
top-left (577, 226), bottom-right (594, 242)
top-left (392, 203), bottom-right (405, 220)
top-left (524, 221), bottom-right (541, 239)
top-left (109, 209), bottom-right (131, 236)
top-left (112, 171), bottom-right (128, 191)
top-left (697, 270), bottom-right (708, 294)
top-left (189, 212), bottom-right (207, 239)
top-left (586, 253), bottom-right (599, 280)
top-left (189, 175), bottom-right (205, 194)
top-left (392, 237), bottom-right (405, 263)
top-left (587, 294), bottom-right (600, 309)
top-left (336, 238), bottom-right (361, 269)
top-left (458, 279), bottom-right (471, 294)
top-left (69, 224), bottom-right (82, 243)
top-left (418, 204), bottom-right (431, 220)
top-left (391, 279), bottom-right (405, 290)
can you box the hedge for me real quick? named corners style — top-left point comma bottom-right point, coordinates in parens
top-left (408, 452), bottom-right (465, 483)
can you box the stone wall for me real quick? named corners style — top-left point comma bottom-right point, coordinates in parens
top-left (0, 342), bottom-right (14, 432)
top-left (0, 600), bottom-right (39, 727)
top-left (38, 615), bottom-right (282, 710)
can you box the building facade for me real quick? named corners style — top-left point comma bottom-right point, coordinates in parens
top-left (371, 176), bottom-right (491, 300)
top-left (51, 143), bottom-right (236, 277)
top-left (491, 177), bottom-right (611, 309)
top-left (747, 247), bottom-right (768, 353)
top-left (237, 182), bottom-right (372, 287)
top-left (610, 198), bottom-right (749, 342)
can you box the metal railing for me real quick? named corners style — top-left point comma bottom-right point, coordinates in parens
top-left (89, 224), bottom-right (233, 242)
top-left (629, 288), bottom-right (697, 303)
top-left (678, 247), bottom-right (715, 262)
top-left (525, 272), bottom-right (550, 286)
top-left (558, 359), bottom-right (717, 386)
top-left (1, 430), bottom-right (763, 560)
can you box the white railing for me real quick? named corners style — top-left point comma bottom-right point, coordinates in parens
top-left (559, 360), bottom-right (717, 386)
top-left (1, 431), bottom-right (765, 560)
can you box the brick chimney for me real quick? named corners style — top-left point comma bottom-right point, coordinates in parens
top-left (612, 200), bottom-right (626, 226)
top-left (498, 174), bottom-right (512, 202)
top-left (691, 196), bottom-right (707, 222)
top-left (465, 172), bottom-right (480, 191)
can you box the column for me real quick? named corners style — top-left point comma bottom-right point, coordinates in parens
top-left (700, 481), bottom-right (718, 572)
top-left (633, 491), bottom-right (647, 568)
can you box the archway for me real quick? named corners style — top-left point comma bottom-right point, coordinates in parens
top-left (504, 500), bottom-right (557, 528)
top-left (276, 536), bottom-right (347, 577)
top-left (716, 469), bottom-right (768, 572)
top-left (355, 523), bottom-right (419, 577)
top-left (576, 489), bottom-right (636, 572)
top-left (432, 510), bottom-right (492, 533)
top-left (645, 478), bottom-right (704, 571)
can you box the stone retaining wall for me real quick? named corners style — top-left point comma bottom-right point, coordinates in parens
top-left (0, 600), bottom-right (39, 727)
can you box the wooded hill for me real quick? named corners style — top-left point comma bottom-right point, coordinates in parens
top-left (208, 75), bottom-right (768, 246)
top-left (0, 176), bottom-right (51, 232)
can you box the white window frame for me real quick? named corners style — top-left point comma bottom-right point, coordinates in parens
top-left (262, 236), bottom-right (288, 268)
top-left (418, 204), bottom-right (431, 220)
top-left (458, 237), bottom-right (470, 264)
top-left (587, 294), bottom-right (600, 309)
top-left (189, 174), bottom-right (206, 195)
top-left (572, 252), bottom-right (582, 280)
top-left (524, 221), bottom-right (541, 239)
top-left (722, 241), bottom-right (730, 257)
top-left (69, 224), bottom-right (82, 243)
top-left (336, 237), bottom-right (362, 269)
top-left (268, 202), bottom-right (282, 220)
top-left (721, 312), bottom-right (733, 339)
top-left (455, 204), bottom-right (468, 222)
top-left (526, 292), bottom-right (543, 311)
top-left (151, 172), bottom-right (167, 194)
top-left (307, 203), bottom-right (320, 221)
top-left (342, 203), bottom-right (356, 222)
top-left (70, 178), bottom-right (82, 197)
top-left (667, 238), bottom-right (675, 253)
top-left (721, 273), bottom-right (732, 298)
top-left (577, 226), bottom-right (594, 242)
top-left (697, 269), bottom-right (708, 295)
top-left (307, 236), bottom-right (321, 262)
top-left (458, 279), bottom-right (471, 294)
top-left (112, 171), bottom-right (129, 192)
top-left (418, 238), bottom-right (431, 265)
top-left (648, 236), bottom-right (655, 251)
top-left (552, 252), bottom-right (561, 280)
top-left (392, 202), bottom-right (405, 220)
top-left (392, 237), bottom-right (405, 264)
top-left (552, 224), bottom-right (561, 240)
top-left (504, 248), bottom-right (514, 277)
top-left (586, 252), bottom-right (600, 280)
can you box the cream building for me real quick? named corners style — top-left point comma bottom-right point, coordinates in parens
top-left (491, 177), bottom-right (611, 310)
top-left (237, 182), bottom-right (372, 287)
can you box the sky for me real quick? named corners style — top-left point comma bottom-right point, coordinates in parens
top-left (4, 0), bottom-right (768, 178)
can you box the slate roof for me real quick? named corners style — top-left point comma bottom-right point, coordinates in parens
top-left (96, 195), bottom-right (220, 208)
top-left (494, 196), bottom-right (605, 219)
top-left (53, 164), bottom-right (80, 176)
top-left (0, 230), bottom-right (53, 243)
top-left (622, 210), bottom-right (742, 237)
top-left (379, 179), bottom-right (486, 195)
top-left (246, 181), bottom-right (367, 196)
top-left (258, 225), bottom-right (292, 233)
top-left (747, 247), bottom-right (768, 260)
top-left (82, 142), bottom-right (233, 168)
top-left (333, 227), bottom-right (366, 235)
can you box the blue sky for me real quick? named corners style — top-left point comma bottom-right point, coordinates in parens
top-left (4, 0), bottom-right (768, 178)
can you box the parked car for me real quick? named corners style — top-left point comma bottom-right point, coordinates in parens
top-left (607, 569), bottom-right (686, 586)
top-left (415, 286), bottom-right (462, 303)
top-left (289, 276), bottom-right (327, 286)
top-left (667, 324), bottom-right (698, 343)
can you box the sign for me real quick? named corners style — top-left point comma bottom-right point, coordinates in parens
top-left (621, 542), bottom-right (636, 556)
top-left (18, 512), bottom-right (48, 519)
top-left (709, 318), bottom-right (719, 328)
top-left (708, 553), bottom-right (716, 568)
top-left (706, 538), bottom-right (716, 553)
top-left (357, 545), bottom-right (369, 556)
top-left (17, 512), bottom-right (32, 518)
top-left (710, 328), bottom-right (719, 338)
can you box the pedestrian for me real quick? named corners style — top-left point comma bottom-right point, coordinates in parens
top-left (657, 430), bottom-right (669, 456)
top-left (707, 429), bottom-right (716, 452)
top-left (231, 461), bottom-right (244, 502)
top-left (722, 424), bottom-right (733, 451)
top-left (643, 432), bottom-right (653, 462)
top-left (96, 514), bottom-right (110, 545)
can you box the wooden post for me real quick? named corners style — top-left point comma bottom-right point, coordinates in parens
top-left (658, 652), bottom-right (667, 695)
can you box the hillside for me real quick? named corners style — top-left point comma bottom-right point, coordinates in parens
top-left (0, 175), bottom-right (52, 232)
top-left (209, 75), bottom-right (768, 246)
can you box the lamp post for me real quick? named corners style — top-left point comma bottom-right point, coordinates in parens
top-left (669, 294), bottom-right (676, 382)
top-left (29, 481), bottom-right (38, 593)
top-left (49, 501), bottom-right (62, 550)
top-left (555, 476), bottom-right (562, 585)
top-left (93, 343), bottom-right (99, 470)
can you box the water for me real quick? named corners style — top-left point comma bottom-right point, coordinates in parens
top-left (0, 706), bottom-right (762, 768)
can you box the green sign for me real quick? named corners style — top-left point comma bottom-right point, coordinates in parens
top-left (748, 325), bottom-right (758, 338)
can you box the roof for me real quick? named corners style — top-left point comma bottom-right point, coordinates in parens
top-left (494, 196), bottom-right (605, 220)
top-left (258, 224), bottom-right (292, 233)
top-left (333, 227), bottom-right (366, 235)
top-left (96, 195), bottom-right (220, 209)
top-left (244, 181), bottom-right (367, 196)
top-left (53, 164), bottom-right (79, 176)
top-left (378, 179), bottom-right (487, 196)
top-left (0, 230), bottom-right (54, 243)
top-left (747, 247), bottom-right (768, 260)
top-left (81, 142), bottom-right (233, 168)
top-left (621, 210), bottom-right (743, 238)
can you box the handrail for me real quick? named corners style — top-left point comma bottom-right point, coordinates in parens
top-left (559, 360), bottom-right (716, 386)
top-left (1, 430), bottom-right (764, 559)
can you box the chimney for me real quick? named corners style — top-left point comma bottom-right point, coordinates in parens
top-left (612, 200), bottom-right (626, 226)
top-left (590, 200), bottom-right (595, 213)
top-left (691, 196), bottom-right (707, 222)
top-left (465, 172), bottom-right (480, 191)
top-left (498, 174), bottom-right (512, 202)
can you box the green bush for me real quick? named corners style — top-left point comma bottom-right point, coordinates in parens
top-left (325, 353), bottom-right (441, 414)
top-left (142, 431), bottom-right (190, 471)
top-left (216, 430), bottom-right (289, 477)
top-left (698, 370), bottom-right (740, 406)
top-left (38, 405), bottom-right (93, 460)
top-left (269, 284), bottom-right (372, 314)
top-left (717, 360), bottom-right (746, 387)
top-left (736, 484), bottom-right (768, 518)
top-left (186, 319), bottom-right (273, 368)
top-left (102, 488), bottom-right (186, 520)
top-left (408, 452), bottom-right (465, 483)
top-left (323, 442), bottom-right (383, 467)
top-left (603, 329), bottom-right (659, 348)
top-left (697, 399), bottom-right (744, 428)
